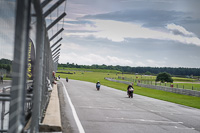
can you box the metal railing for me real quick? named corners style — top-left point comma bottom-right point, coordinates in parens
top-left (0, 86), bottom-right (10, 133)
top-left (0, 0), bottom-right (66, 132)
top-left (105, 77), bottom-right (200, 97)
top-left (0, 83), bottom-right (33, 132)
top-left (117, 76), bottom-right (200, 91)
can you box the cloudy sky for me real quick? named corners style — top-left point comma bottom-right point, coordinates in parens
top-left (57, 0), bottom-right (200, 68)
top-left (0, 0), bottom-right (200, 68)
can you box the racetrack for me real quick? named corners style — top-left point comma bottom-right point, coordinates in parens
top-left (58, 79), bottom-right (200, 133)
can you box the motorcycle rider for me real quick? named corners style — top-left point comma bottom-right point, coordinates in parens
top-left (127, 84), bottom-right (134, 97)
top-left (96, 81), bottom-right (101, 90)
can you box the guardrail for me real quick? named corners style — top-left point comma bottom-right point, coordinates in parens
top-left (0, 86), bottom-right (10, 132)
top-left (0, 83), bottom-right (34, 132)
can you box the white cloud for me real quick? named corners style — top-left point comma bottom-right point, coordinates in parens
top-left (147, 59), bottom-right (155, 63)
top-left (134, 54), bottom-right (142, 58)
top-left (0, 44), bottom-right (13, 60)
top-left (106, 56), bottom-right (133, 65)
top-left (164, 57), bottom-right (168, 60)
top-left (59, 51), bottom-right (170, 67)
top-left (65, 19), bottom-right (200, 46)
top-left (166, 23), bottom-right (195, 36)
top-left (135, 61), bottom-right (146, 66)
top-left (59, 52), bottom-right (134, 66)
top-left (61, 43), bottom-right (87, 51)
top-left (146, 59), bottom-right (166, 67)
top-left (0, 34), bottom-right (14, 60)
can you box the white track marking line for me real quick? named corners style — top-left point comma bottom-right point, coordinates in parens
top-left (78, 105), bottom-right (121, 110)
top-left (61, 81), bottom-right (85, 133)
top-left (105, 117), bottom-right (183, 124)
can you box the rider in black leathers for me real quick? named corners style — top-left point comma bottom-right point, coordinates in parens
top-left (127, 84), bottom-right (133, 95)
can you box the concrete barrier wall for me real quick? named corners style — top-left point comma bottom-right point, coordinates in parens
top-left (105, 78), bottom-right (200, 97)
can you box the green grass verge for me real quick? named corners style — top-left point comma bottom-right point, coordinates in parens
top-left (135, 86), bottom-right (200, 109)
top-left (56, 70), bottom-right (200, 109)
top-left (2, 77), bottom-right (11, 80)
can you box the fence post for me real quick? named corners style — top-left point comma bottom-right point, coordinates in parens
top-left (8, 0), bottom-right (31, 132)
top-left (1, 87), bottom-right (6, 130)
top-left (31, 1), bottom-right (45, 132)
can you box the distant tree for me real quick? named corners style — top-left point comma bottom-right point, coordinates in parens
top-left (6, 64), bottom-right (11, 72)
top-left (145, 71), bottom-right (151, 75)
top-left (0, 58), bottom-right (12, 65)
top-left (57, 63), bottom-right (200, 76)
top-left (156, 72), bottom-right (173, 83)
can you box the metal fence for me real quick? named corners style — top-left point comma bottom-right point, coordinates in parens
top-left (105, 77), bottom-right (200, 97)
top-left (0, 0), bottom-right (66, 132)
top-left (137, 83), bottom-right (200, 97)
top-left (0, 83), bottom-right (33, 133)
top-left (117, 76), bottom-right (200, 91)
top-left (0, 86), bottom-right (10, 132)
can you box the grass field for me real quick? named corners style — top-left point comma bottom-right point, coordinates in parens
top-left (2, 76), bottom-right (11, 80)
top-left (56, 69), bottom-right (200, 109)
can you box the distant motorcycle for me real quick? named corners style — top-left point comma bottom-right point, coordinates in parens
top-left (128, 87), bottom-right (134, 98)
top-left (96, 82), bottom-right (101, 91)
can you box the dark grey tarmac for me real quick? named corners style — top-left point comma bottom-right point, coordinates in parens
top-left (58, 79), bottom-right (200, 133)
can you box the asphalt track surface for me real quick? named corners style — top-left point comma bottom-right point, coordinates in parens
top-left (58, 79), bottom-right (200, 133)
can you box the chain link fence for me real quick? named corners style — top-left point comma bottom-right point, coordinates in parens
top-left (0, 0), bottom-right (66, 132)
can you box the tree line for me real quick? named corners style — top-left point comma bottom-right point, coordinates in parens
top-left (1, 58), bottom-right (199, 76)
top-left (58, 63), bottom-right (200, 76)
top-left (0, 58), bottom-right (12, 72)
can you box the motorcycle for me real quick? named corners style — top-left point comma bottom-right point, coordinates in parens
top-left (128, 87), bottom-right (134, 98)
top-left (96, 83), bottom-right (100, 91)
